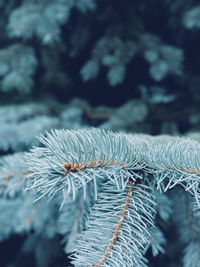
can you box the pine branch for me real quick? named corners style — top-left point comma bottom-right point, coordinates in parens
top-left (141, 136), bottom-right (200, 204)
top-left (93, 182), bottom-right (134, 267)
top-left (1, 127), bottom-right (200, 266)
top-left (26, 128), bottom-right (144, 201)
top-left (71, 181), bottom-right (156, 266)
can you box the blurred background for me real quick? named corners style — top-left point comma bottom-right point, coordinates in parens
top-left (0, 0), bottom-right (200, 266)
top-left (0, 0), bottom-right (200, 134)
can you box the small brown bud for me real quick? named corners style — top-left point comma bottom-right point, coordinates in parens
top-left (63, 163), bottom-right (72, 170)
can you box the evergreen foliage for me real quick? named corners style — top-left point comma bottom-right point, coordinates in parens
top-left (0, 44), bottom-right (37, 92)
top-left (0, 0), bottom-right (200, 265)
top-left (0, 0), bottom-right (199, 96)
top-left (183, 6), bottom-right (200, 29)
top-left (1, 122), bottom-right (200, 266)
top-left (0, 103), bottom-right (59, 152)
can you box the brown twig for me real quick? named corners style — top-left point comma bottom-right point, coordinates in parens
top-left (63, 160), bottom-right (126, 174)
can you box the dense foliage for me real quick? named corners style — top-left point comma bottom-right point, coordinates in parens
top-left (0, 1), bottom-right (200, 266)
top-left (0, 100), bottom-right (199, 267)
top-left (0, 1), bottom-right (199, 103)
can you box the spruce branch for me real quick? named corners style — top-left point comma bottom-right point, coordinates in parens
top-left (71, 181), bottom-right (156, 266)
top-left (93, 181), bottom-right (134, 267)
top-left (26, 129), bottom-right (200, 207)
top-left (138, 135), bottom-right (200, 204)
top-left (1, 128), bottom-right (200, 266)
top-left (26, 128), bottom-right (144, 201)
